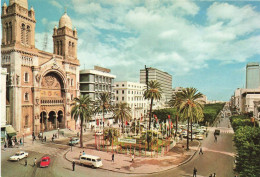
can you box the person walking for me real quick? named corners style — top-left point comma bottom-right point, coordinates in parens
top-left (52, 136), bottom-right (54, 142)
top-left (214, 136), bottom-right (217, 142)
top-left (33, 158), bottom-right (37, 167)
top-left (83, 151), bottom-right (85, 155)
top-left (131, 154), bottom-right (134, 163)
top-left (112, 153), bottom-right (114, 163)
top-left (44, 136), bottom-right (46, 142)
top-left (72, 160), bottom-right (75, 171)
top-left (213, 173), bottom-right (216, 177)
top-left (79, 152), bottom-right (82, 159)
top-left (199, 147), bottom-right (203, 155)
top-left (25, 159), bottom-right (27, 166)
top-left (193, 167), bottom-right (197, 177)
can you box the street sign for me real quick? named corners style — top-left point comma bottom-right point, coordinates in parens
top-left (118, 138), bottom-right (136, 144)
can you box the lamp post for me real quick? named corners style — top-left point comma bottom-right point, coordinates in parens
top-left (23, 133), bottom-right (24, 146)
top-left (58, 128), bottom-right (60, 139)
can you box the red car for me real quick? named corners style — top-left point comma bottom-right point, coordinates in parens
top-left (40, 156), bottom-right (50, 168)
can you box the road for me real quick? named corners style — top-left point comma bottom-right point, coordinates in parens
top-left (2, 108), bottom-right (236, 177)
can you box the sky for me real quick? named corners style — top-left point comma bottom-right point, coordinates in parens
top-left (2, 0), bottom-right (260, 101)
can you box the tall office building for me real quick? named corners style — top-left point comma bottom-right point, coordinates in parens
top-left (80, 66), bottom-right (116, 101)
top-left (246, 62), bottom-right (260, 89)
top-left (140, 67), bottom-right (172, 103)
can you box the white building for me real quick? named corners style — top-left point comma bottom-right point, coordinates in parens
top-left (114, 81), bottom-right (149, 120)
top-left (1, 68), bottom-right (8, 143)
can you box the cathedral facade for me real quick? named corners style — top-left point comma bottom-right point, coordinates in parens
top-left (1, 0), bottom-right (80, 136)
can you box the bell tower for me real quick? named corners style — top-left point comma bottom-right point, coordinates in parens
top-left (53, 12), bottom-right (78, 59)
top-left (1, 0), bottom-right (36, 48)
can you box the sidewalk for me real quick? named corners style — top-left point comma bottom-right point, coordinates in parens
top-left (65, 139), bottom-right (200, 174)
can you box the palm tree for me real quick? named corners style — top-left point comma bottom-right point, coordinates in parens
top-left (95, 92), bottom-right (112, 131)
top-left (71, 94), bottom-right (93, 148)
top-left (144, 80), bottom-right (162, 130)
top-left (113, 102), bottom-right (132, 133)
top-left (169, 92), bottom-right (182, 137)
top-left (178, 88), bottom-right (204, 150)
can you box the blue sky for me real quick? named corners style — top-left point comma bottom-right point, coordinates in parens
top-left (2, 0), bottom-right (260, 101)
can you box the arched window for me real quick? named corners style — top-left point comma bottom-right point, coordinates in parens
top-left (25, 92), bottom-right (29, 101)
top-left (24, 72), bottom-right (29, 82)
top-left (21, 24), bottom-right (26, 44)
top-left (25, 115), bottom-right (29, 128)
top-left (4, 23), bottom-right (8, 44)
top-left (68, 41), bottom-right (71, 55)
top-left (9, 22), bottom-right (12, 43)
top-left (56, 41), bottom-right (59, 55)
top-left (59, 41), bottom-right (62, 55)
top-left (26, 25), bottom-right (31, 45)
top-left (72, 42), bottom-right (75, 57)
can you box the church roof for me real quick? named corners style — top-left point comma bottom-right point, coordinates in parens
top-left (9, 0), bottom-right (28, 9)
top-left (59, 12), bottom-right (72, 29)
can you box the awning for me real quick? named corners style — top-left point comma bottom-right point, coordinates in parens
top-left (6, 126), bottom-right (17, 137)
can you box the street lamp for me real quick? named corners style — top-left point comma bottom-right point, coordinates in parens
top-left (58, 128), bottom-right (60, 139)
top-left (23, 133), bottom-right (24, 146)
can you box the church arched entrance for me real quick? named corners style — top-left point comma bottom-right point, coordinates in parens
top-left (40, 71), bottom-right (65, 131)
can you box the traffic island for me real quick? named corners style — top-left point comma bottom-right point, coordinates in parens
top-left (64, 139), bottom-right (200, 174)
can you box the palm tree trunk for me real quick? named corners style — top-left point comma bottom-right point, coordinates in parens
top-left (187, 117), bottom-right (190, 150)
top-left (121, 119), bottom-right (124, 134)
top-left (191, 118), bottom-right (193, 141)
top-left (80, 116), bottom-right (83, 148)
top-left (175, 115), bottom-right (178, 137)
top-left (103, 108), bottom-right (105, 131)
top-left (149, 97), bottom-right (154, 130)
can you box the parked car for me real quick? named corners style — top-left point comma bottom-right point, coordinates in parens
top-left (200, 126), bottom-right (207, 132)
top-left (95, 130), bottom-right (103, 136)
top-left (9, 151), bottom-right (28, 161)
top-left (80, 154), bottom-right (103, 168)
top-left (40, 156), bottom-right (50, 167)
top-left (69, 138), bottom-right (80, 146)
top-left (195, 134), bottom-right (204, 140)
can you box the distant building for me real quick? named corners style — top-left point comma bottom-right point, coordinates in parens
top-left (80, 66), bottom-right (116, 101)
top-left (114, 81), bottom-right (149, 120)
top-left (140, 67), bottom-right (172, 104)
top-left (246, 62), bottom-right (260, 89)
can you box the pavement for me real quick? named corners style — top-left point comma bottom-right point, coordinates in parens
top-left (65, 137), bottom-right (200, 174)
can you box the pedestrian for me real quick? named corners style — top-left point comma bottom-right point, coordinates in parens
top-left (199, 147), bottom-right (203, 155)
top-left (20, 138), bottom-right (22, 144)
top-left (206, 132), bottom-right (208, 137)
top-left (209, 174), bottom-right (212, 177)
top-left (131, 154), bottom-right (134, 163)
top-left (193, 167), bottom-right (197, 177)
top-left (77, 132), bottom-right (79, 137)
top-left (83, 151), bottom-right (85, 155)
top-left (34, 158), bottom-right (37, 167)
top-left (72, 160), bottom-right (75, 171)
top-left (25, 159), bottom-right (27, 166)
top-left (112, 153), bottom-right (114, 162)
top-left (79, 152), bottom-right (82, 158)
top-left (4, 143), bottom-right (7, 150)
top-left (52, 136), bottom-right (54, 142)
top-left (213, 173), bottom-right (216, 177)
top-left (44, 136), bottom-right (46, 142)
top-left (182, 145), bottom-right (185, 155)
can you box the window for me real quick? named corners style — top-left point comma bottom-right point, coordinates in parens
top-left (122, 97), bottom-right (124, 101)
top-left (24, 93), bottom-right (29, 101)
top-left (21, 23), bottom-right (25, 44)
top-left (71, 94), bottom-right (73, 100)
top-left (122, 90), bottom-right (124, 94)
top-left (116, 90), bottom-right (118, 94)
top-left (24, 72), bottom-right (29, 82)
top-left (116, 97), bottom-right (118, 101)
top-left (132, 91), bottom-right (133, 94)
top-left (25, 115), bottom-right (29, 128)
top-left (71, 79), bottom-right (74, 86)
top-left (122, 84), bottom-right (125, 87)
top-left (116, 84), bottom-right (119, 87)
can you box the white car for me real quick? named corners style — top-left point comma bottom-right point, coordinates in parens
top-left (195, 134), bottom-right (204, 140)
top-left (9, 151), bottom-right (28, 161)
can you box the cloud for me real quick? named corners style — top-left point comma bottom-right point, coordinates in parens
top-left (49, 0), bottom-right (63, 9)
top-left (67, 0), bottom-right (260, 83)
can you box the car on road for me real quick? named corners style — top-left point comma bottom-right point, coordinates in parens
top-left (214, 129), bottom-right (220, 135)
top-left (195, 134), bottom-right (204, 140)
top-left (40, 156), bottom-right (50, 168)
top-left (80, 154), bottom-right (103, 168)
top-left (69, 137), bottom-right (80, 146)
top-left (9, 151), bottom-right (28, 161)
top-left (200, 126), bottom-right (207, 132)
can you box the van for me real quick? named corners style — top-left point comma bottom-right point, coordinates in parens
top-left (80, 155), bottom-right (103, 168)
